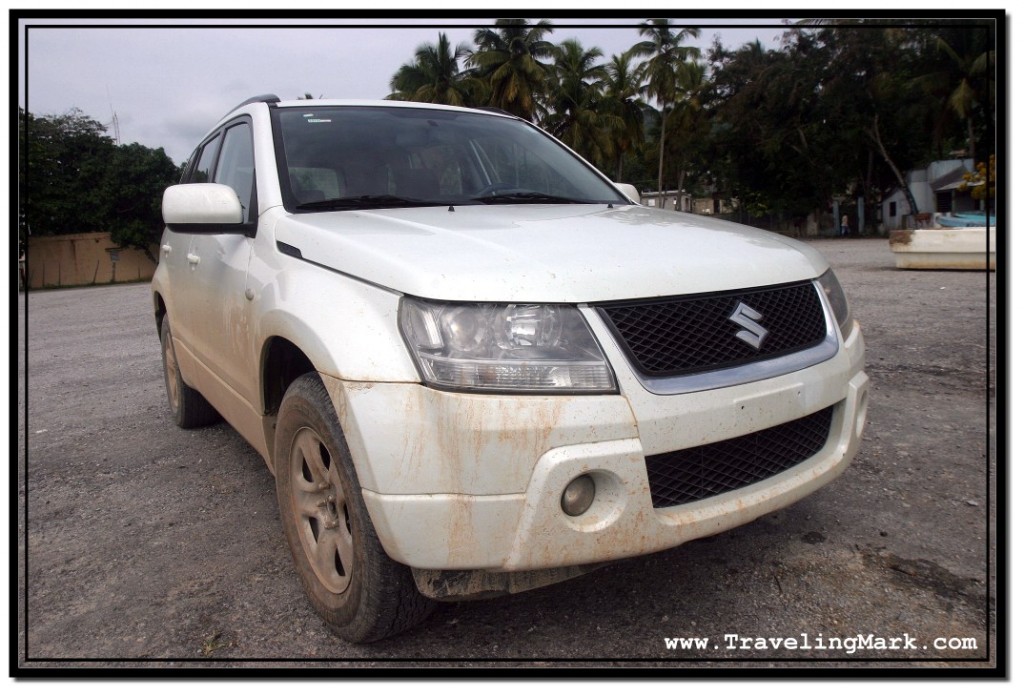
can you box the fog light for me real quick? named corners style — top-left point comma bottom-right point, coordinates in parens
top-left (561, 474), bottom-right (596, 517)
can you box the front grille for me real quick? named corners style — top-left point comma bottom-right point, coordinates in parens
top-left (645, 406), bottom-right (835, 508)
top-left (597, 282), bottom-right (827, 377)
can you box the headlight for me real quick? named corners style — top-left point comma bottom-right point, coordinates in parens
top-left (399, 298), bottom-right (616, 393)
top-left (817, 269), bottom-right (853, 339)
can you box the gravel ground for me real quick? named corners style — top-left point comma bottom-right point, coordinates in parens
top-left (15, 237), bottom-right (999, 673)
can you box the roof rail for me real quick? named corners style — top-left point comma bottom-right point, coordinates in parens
top-left (473, 106), bottom-right (517, 118)
top-left (220, 94), bottom-right (280, 121)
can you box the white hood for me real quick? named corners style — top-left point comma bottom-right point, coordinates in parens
top-left (273, 204), bottom-right (829, 303)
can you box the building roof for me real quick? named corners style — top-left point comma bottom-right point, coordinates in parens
top-left (931, 166), bottom-right (971, 192)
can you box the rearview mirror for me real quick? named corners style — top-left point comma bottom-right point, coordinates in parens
top-left (163, 183), bottom-right (244, 227)
top-left (614, 183), bottom-right (640, 204)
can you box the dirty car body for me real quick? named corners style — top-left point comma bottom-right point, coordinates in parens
top-left (152, 96), bottom-right (868, 642)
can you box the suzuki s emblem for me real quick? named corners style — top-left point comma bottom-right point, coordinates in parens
top-left (729, 301), bottom-right (768, 350)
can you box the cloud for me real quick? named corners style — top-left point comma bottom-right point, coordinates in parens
top-left (20, 17), bottom-right (786, 163)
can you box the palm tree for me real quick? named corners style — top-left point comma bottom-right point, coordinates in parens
top-left (543, 39), bottom-right (617, 167)
top-left (914, 28), bottom-right (995, 162)
top-left (387, 33), bottom-right (482, 107)
top-left (468, 18), bottom-right (554, 121)
top-left (602, 53), bottom-right (648, 181)
top-left (630, 19), bottom-right (701, 206)
top-left (661, 60), bottom-right (707, 209)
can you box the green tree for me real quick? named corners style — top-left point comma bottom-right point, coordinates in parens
top-left (912, 24), bottom-right (996, 161)
top-left (387, 33), bottom-right (483, 107)
top-left (703, 38), bottom-right (822, 220)
top-left (19, 108), bottom-right (114, 239)
top-left (542, 39), bottom-right (617, 168)
top-left (102, 143), bottom-right (182, 261)
top-left (703, 24), bottom-right (945, 229)
top-left (20, 108), bottom-right (180, 259)
top-left (601, 53), bottom-right (649, 181)
top-left (630, 19), bottom-right (701, 205)
top-left (702, 34), bottom-right (860, 224)
top-left (808, 23), bottom-right (935, 217)
top-left (660, 59), bottom-right (707, 209)
top-left (468, 18), bottom-right (554, 120)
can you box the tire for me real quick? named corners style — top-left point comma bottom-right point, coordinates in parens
top-left (160, 315), bottom-right (221, 429)
top-left (274, 373), bottom-right (435, 643)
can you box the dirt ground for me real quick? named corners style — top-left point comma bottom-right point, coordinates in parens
top-left (15, 237), bottom-right (999, 672)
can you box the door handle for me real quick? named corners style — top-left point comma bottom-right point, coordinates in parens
top-left (186, 253), bottom-right (200, 265)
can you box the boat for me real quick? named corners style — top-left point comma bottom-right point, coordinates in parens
top-left (934, 212), bottom-right (995, 228)
top-left (889, 225), bottom-right (995, 270)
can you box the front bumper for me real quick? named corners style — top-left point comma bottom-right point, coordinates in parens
top-left (322, 321), bottom-right (868, 572)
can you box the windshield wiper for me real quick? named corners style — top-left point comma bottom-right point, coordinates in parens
top-left (470, 191), bottom-right (594, 205)
top-left (295, 194), bottom-right (440, 211)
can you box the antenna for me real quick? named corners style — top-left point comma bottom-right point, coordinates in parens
top-left (106, 85), bottom-right (121, 144)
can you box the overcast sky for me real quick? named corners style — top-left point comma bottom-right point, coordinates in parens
top-left (18, 16), bottom-right (790, 164)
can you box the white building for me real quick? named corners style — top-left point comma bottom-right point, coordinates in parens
top-left (639, 189), bottom-right (692, 212)
top-left (881, 159), bottom-right (976, 230)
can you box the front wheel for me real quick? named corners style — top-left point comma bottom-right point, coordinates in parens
top-left (274, 373), bottom-right (434, 642)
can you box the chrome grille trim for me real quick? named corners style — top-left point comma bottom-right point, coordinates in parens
top-left (590, 280), bottom-right (839, 396)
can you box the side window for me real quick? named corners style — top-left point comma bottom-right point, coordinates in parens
top-left (214, 123), bottom-right (257, 223)
top-left (189, 136), bottom-right (221, 184)
top-left (179, 148), bottom-right (199, 184)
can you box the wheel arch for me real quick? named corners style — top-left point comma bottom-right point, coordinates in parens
top-left (261, 334), bottom-right (318, 419)
top-left (253, 291), bottom-right (420, 472)
top-left (257, 321), bottom-right (340, 472)
top-left (153, 291), bottom-right (167, 338)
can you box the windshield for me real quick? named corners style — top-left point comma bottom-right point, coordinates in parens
top-left (271, 105), bottom-right (626, 211)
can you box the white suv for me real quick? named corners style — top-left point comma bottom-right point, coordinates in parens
top-left (153, 95), bottom-right (868, 642)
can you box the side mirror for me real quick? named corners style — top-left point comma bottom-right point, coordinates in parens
top-left (614, 183), bottom-right (640, 204)
top-left (163, 183), bottom-right (244, 227)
